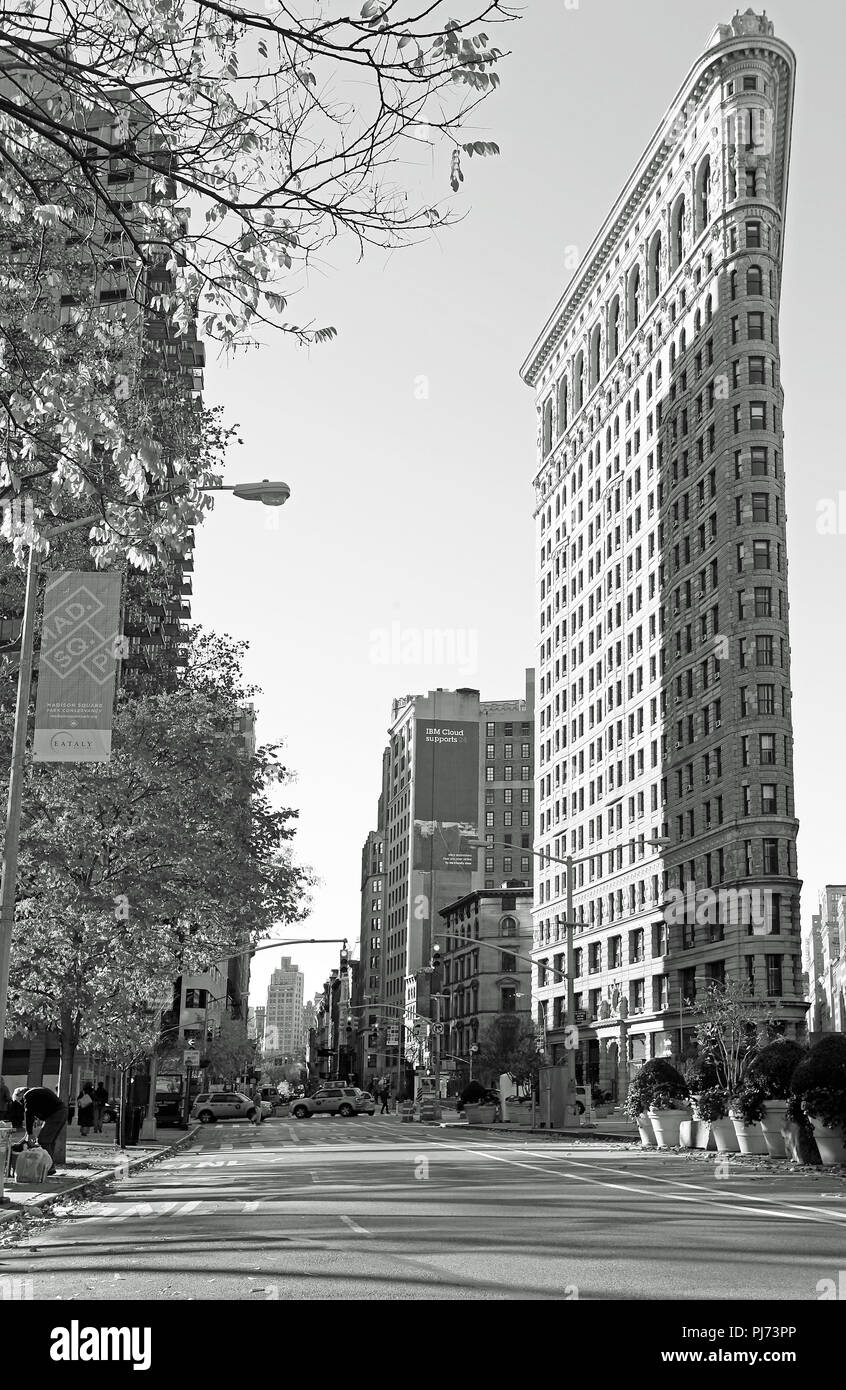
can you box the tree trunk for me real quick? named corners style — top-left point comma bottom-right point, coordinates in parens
top-left (54, 1011), bottom-right (78, 1166)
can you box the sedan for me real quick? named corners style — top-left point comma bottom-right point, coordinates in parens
top-left (354, 1091), bottom-right (376, 1115)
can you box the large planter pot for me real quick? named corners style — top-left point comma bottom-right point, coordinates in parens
top-left (679, 1119), bottom-right (694, 1149)
top-left (760, 1100), bottom-right (789, 1158)
top-left (636, 1113), bottom-right (656, 1148)
top-left (648, 1108), bottom-right (688, 1149)
top-left (730, 1114), bottom-right (768, 1156)
top-left (809, 1117), bottom-right (846, 1165)
top-left (465, 1104), bottom-right (497, 1127)
top-left (693, 1120), bottom-right (716, 1150)
top-left (710, 1118), bottom-right (740, 1153)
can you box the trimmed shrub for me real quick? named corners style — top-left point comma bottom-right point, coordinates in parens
top-left (789, 1034), bottom-right (846, 1130)
top-left (746, 1038), bottom-right (806, 1100)
top-left (625, 1059), bottom-right (688, 1119)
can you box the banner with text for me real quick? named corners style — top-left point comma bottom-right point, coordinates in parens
top-left (33, 571), bottom-right (123, 762)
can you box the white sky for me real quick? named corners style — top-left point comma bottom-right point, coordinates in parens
top-left (188, 1), bottom-right (846, 1005)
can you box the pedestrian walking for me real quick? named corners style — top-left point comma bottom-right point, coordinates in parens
top-left (13, 1085), bottom-right (68, 1177)
top-left (76, 1082), bottom-right (95, 1137)
top-left (93, 1081), bottom-right (109, 1133)
top-left (380, 1086), bottom-right (391, 1115)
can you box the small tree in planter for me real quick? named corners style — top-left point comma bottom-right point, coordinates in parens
top-left (745, 1038), bottom-right (807, 1158)
top-left (788, 1035), bottom-right (846, 1165)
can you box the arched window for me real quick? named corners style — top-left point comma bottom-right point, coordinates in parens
top-left (574, 349), bottom-right (585, 412)
top-left (606, 426), bottom-right (612, 451)
top-left (669, 341), bottom-right (676, 370)
top-left (694, 308), bottom-right (701, 333)
top-left (746, 265), bottom-right (763, 296)
top-left (614, 415), bottom-right (620, 440)
top-left (589, 323), bottom-right (602, 390)
top-left (634, 388), bottom-right (640, 414)
top-left (680, 328), bottom-right (687, 353)
top-left (706, 296), bottom-right (713, 322)
top-left (500, 916), bottom-right (518, 937)
top-left (730, 269), bottom-right (737, 301)
top-left (647, 231), bottom-right (662, 304)
top-left (695, 155), bottom-right (711, 235)
top-left (557, 373), bottom-right (569, 436)
top-left (646, 371), bottom-right (653, 400)
top-left (656, 361), bottom-right (663, 389)
top-left (542, 397), bottom-right (553, 456)
top-left (627, 264), bottom-right (641, 334)
top-left (625, 401), bottom-right (631, 427)
top-left (670, 196), bottom-right (685, 272)
top-left (608, 294), bottom-right (621, 362)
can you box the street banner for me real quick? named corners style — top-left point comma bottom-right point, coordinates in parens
top-left (33, 571), bottom-right (123, 762)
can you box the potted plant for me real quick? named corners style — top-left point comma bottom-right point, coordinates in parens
top-left (458, 1081), bottom-right (499, 1127)
top-left (648, 1084), bottom-right (690, 1148)
top-left (682, 1058), bottom-right (719, 1148)
top-left (729, 1079), bottom-right (768, 1155)
top-left (788, 1035), bottom-right (846, 1165)
top-left (745, 1039), bottom-right (806, 1158)
top-left (694, 1084), bottom-right (737, 1152)
top-left (625, 1059), bottom-right (688, 1148)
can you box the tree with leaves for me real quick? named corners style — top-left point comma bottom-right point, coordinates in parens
top-left (476, 1014), bottom-right (540, 1090)
top-left (3, 629), bottom-right (311, 1144)
top-left (690, 980), bottom-right (777, 1096)
top-left (204, 1013), bottom-right (256, 1087)
top-left (0, 0), bottom-right (512, 554)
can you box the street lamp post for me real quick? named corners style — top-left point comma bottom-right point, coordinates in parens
top-left (0, 479), bottom-right (292, 1084)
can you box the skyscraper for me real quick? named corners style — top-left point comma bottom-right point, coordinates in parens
top-left (521, 12), bottom-right (805, 1095)
top-left (370, 674), bottom-right (534, 1083)
top-left (265, 957), bottom-right (305, 1058)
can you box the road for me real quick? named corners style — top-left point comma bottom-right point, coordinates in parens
top-left (2, 1116), bottom-right (844, 1301)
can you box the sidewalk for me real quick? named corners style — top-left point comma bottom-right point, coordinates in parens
top-left (0, 1126), bottom-right (198, 1230)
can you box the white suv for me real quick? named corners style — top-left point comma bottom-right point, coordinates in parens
top-left (289, 1087), bottom-right (361, 1119)
top-left (190, 1091), bottom-right (259, 1124)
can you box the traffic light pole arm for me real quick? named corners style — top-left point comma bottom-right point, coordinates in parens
top-left (431, 933), bottom-right (567, 983)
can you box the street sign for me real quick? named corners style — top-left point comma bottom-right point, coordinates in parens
top-left (431, 1022), bottom-right (444, 1036)
top-left (183, 1049), bottom-right (200, 1068)
top-left (386, 1027), bottom-right (399, 1046)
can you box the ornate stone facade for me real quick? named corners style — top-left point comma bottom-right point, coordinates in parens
top-left (521, 16), bottom-right (804, 1096)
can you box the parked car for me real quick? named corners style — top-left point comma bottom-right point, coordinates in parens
top-left (354, 1091), bottom-right (376, 1116)
top-left (289, 1086), bottom-right (362, 1119)
top-left (190, 1091), bottom-right (258, 1124)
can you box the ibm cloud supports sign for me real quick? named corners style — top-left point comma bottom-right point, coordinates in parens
top-left (33, 572), bottom-right (123, 763)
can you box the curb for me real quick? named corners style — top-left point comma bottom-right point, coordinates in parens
top-left (0, 1126), bottom-right (200, 1230)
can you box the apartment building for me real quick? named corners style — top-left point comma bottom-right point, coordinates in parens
top-left (521, 11), bottom-right (805, 1094)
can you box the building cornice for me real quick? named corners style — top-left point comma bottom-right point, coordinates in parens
top-left (519, 24), bottom-right (796, 390)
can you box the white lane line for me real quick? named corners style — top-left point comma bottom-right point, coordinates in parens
top-left (310, 1171), bottom-right (320, 1184)
top-left (340, 1214), bottom-right (369, 1235)
top-left (243, 1201), bottom-right (260, 1212)
top-left (430, 1140), bottom-right (846, 1229)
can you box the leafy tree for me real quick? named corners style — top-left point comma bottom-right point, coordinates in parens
top-left (0, 0), bottom-right (512, 551)
top-left (204, 1015), bottom-right (256, 1086)
top-left (476, 1015), bottom-right (539, 1089)
top-left (4, 629), bottom-right (311, 1139)
top-left (690, 980), bottom-right (777, 1095)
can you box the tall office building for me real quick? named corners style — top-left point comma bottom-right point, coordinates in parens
top-left (374, 674), bottom-right (534, 1074)
top-left (265, 958), bottom-right (305, 1058)
top-left (803, 887), bottom-right (846, 1036)
top-left (521, 12), bottom-right (805, 1095)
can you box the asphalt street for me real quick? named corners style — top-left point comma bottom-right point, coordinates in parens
top-left (2, 1116), bottom-right (844, 1300)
